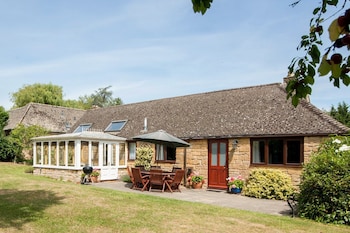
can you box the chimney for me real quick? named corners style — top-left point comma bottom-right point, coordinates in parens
top-left (140, 117), bottom-right (148, 133)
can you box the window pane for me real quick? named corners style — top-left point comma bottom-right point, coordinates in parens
top-left (103, 144), bottom-right (108, 166)
top-left (68, 141), bottom-right (75, 166)
top-left (81, 141), bottom-right (89, 166)
top-left (219, 142), bottom-right (226, 166)
top-left (73, 124), bottom-right (91, 133)
top-left (105, 121), bottom-right (126, 131)
top-left (36, 142), bottom-right (41, 164)
top-left (211, 143), bottom-right (218, 166)
top-left (119, 143), bottom-right (126, 166)
top-left (59, 141), bottom-right (65, 166)
top-left (268, 139), bottom-right (283, 164)
top-left (252, 140), bottom-right (265, 163)
top-left (43, 142), bottom-right (49, 165)
top-left (156, 144), bottom-right (164, 160)
top-left (128, 142), bottom-right (136, 160)
top-left (91, 142), bottom-right (99, 166)
top-left (166, 146), bottom-right (176, 161)
top-left (51, 142), bottom-right (57, 166)
top-left (287, 141), bottom-right (301, 163)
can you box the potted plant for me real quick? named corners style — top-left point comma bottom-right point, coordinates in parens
top-left (191, 175), bottom-right (205, 189)
top-left (226, 175), bottom-right (244, 194)
top-left (90, 170), bottom-right (100, 183)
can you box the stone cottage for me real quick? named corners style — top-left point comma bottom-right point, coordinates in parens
top-left (30, 81), bottom-right (349, 188)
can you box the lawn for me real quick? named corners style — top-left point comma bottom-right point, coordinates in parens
top-left (0, 163), bottom-right (349, 233)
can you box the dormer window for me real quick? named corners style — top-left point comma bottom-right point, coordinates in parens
top-left (105, 120), bottom-right (127, 132)
top-left (74, 123), bottom-right (91, 133)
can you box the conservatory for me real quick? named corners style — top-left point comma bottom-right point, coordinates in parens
top-left (31, 131), bottom-right (127, 182)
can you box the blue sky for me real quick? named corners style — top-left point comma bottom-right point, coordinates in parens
top-left (0, 0), bottom-right (348, 111)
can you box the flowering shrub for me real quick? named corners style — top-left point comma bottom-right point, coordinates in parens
top-left (226, 175), bottom-right (244, 189)
top-left (298, 136), bottom-right (350, 225)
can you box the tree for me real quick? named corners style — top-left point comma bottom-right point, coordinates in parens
top-left (11, 83), bottom-right (64, 108)
top-left (0, 106), bottom-right (9, 134)
top-left (8, 124), bottom-right (48, 162)
top-left (192, 0), bottom-right (350, 106)
top-left (0, 106), bottom-right (16, 161)
top-left (90, 86), bottom-right (123, 108)
top-left (11, 84), bottom-right (123, 110)
top-left (330, 101), bottom-right (350, 127)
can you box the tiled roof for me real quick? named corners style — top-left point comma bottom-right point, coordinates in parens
top-left (70, 83), bottom-right (350, 140)
top-left (4, 103), bottom-right (86, 133)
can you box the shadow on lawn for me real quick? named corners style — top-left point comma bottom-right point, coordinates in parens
top-left (0, 189), bottom-right (64, 230)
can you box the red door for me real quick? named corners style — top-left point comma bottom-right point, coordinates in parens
top-left (208, 139), bottom-right (228, 189)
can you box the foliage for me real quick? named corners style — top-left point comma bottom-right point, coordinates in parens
top-left (90, 86), bottom-right (123, 108)
top-left (191, 175), bottom-right (204, 184)
top-left (10, 84), bottom-right (123, 110)
top-left (24, 166), bottom-right (34, 173)
top-left (192, 0), bottom-right (213, 15)
top-left (287, 0), bottom-right (350, 106)
top-left (244, 169), bottom-right (295, 201)
top-left (0, 106), bottom-right (9, 133)
top-left (8, 124), bottom-right (48, 162)
top-left (11, 83), bottom-right (64, 108)
top-left (121, 174), bottom-right (132, 183)
top-left (226, 175), bottom-right (244, 189)
top-left (298, 136), bottom-right (350, 225)
top-left (330, 101), bottom-right (350, 127)
top-left (192, 1), bottom-right (350, 107)
top-left (0, 136), bottom-right (17, 161)
top-left (90, 170), bottom-right (100, 177)
top-left (135, 145), bottom-right (154, 170)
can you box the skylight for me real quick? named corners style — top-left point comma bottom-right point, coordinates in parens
top-left (105, 120), bottom-right (127, 132)
top-left (73, 124), bottom-right (91, 133)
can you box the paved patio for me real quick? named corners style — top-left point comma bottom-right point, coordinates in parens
top-left (92, 181), bottom-right (292, 216)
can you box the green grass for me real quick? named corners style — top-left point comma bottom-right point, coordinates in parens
top-left (0, 163), bottom-right (349, 233)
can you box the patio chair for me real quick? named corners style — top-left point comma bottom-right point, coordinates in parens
top-left (164, 169), bottom-right (185, 193)
top-left (149, 169), bottom-right (166, 192)
top-left (131, 167), bottom-right (149, 191)
top-left (127, 166), bottom-right (135, 189)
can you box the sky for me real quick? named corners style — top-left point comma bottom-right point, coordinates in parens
top-left (0, 0), bottom-right (349, 111)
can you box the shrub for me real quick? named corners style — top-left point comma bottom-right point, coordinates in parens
top-left (244, 168), bottom-right (294, 200)
top-left (135, 145), bottom-right (153, 170)
top-left (121, 174), bottom-right (132, 183)
top-left (24, 166), bottom-right (34, 173)
top-left (298, 136), bottom-right (350, 225)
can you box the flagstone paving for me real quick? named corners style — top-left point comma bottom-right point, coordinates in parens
top-left (92, 181), bottom-right (292, 216)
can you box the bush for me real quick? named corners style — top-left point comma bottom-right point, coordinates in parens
top-left (121, 174), bottom-right (131, 183)
top-left (298, 136), bottom-right (350, 225)
top-left (244, 169), bottom-right (294, 200)
top-left (135, 145), bottom-right (153, 170)
top-left (24, 166), bottom-right (34, 173)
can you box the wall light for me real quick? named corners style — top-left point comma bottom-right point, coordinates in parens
top-left (232, 139), bottom-right (239, 149)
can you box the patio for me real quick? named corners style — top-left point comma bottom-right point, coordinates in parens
top-left (91, 180), bottom-right (292, 216)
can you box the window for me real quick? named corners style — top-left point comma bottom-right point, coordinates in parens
top-left (156, 144), bottom-right (176, 162)
top-left (128, 142), bottom-right (136, 160)
top-left (251, 138), bottom-right (303, 165)
top-left (105, 120), bottom-right (127, 132)
top-left (73, 124), bottom-right (91, 133)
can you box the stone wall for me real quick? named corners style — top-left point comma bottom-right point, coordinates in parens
top-left (33, 167), bottom-right (82, 183)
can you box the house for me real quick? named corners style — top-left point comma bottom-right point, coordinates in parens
top-left (4, 102), bottom-right (86, 135)
top-left (31, 81), bottom-right (349, 188)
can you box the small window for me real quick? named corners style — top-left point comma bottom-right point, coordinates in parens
top-left (73, 124), bottom-right (91, 133)
top-left (251, 137), bottom-right (303, 166)
top-left (105, 120), bottom-right (127, 132)
top-left (128, 142), bottom-right (136, 160)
